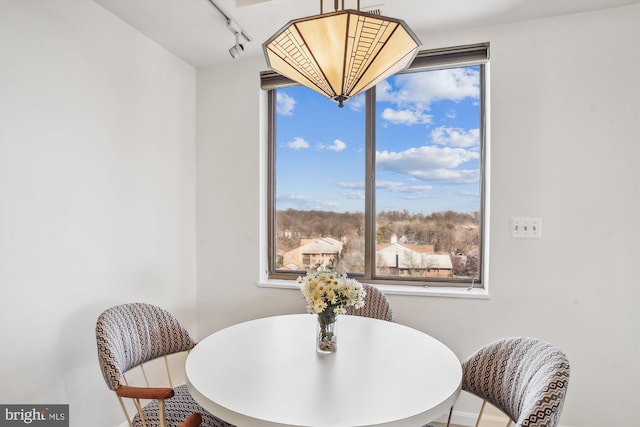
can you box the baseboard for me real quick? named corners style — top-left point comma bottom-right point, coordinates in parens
top-left (433, 410), bottom-right (571, 427)
top-left (432, 409), bottom-right (491, 426)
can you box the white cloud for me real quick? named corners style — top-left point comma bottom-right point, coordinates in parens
top-left (377, 145), bottom-right (479, 184)
top-left (380, 108), bottom-right (432, 125)
top-left (376, 80), bottom-right (397, 103)
top-left (318, 139), bottom-right (347, 152)
top-left (278, 194), bottom-right (314, 203)
top-left (409, 168), bottom-right (480, 183)
top-left (277, 194), bottom-right (338, 210)
top-left (277, 92), bottom-right (296, 116)
top-left (376, 180), bottom-right (406, 192)
top-left (287, 137), bottom-right (309, 150)
top-left (399, 185), bottom-right (433, 193)
top-left (337, 181), bottom-right (364, 189)
top-left (346, 93), bottom-right (365, 111)
top-left (376, 181), bottom-right (432, 193)
top-left (336, 182), bottom-right (365, 200)
top-left (381, 68), bottom-right (480, 109)
top-left (378, 145), bottom-right (476, 169)
top-left (431, 127), bottom-right (479, 148)
top-left (343, 192), bottom-right (365, 200)
top-left (338, 180), bottom-right (433, 196)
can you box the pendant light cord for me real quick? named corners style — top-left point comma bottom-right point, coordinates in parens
top-left (320, 0), bottom-right (359, 13)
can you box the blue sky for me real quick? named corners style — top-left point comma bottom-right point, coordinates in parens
top-left (275, 66), bottom-right (481, 215)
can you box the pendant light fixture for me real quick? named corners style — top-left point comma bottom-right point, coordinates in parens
top-left (263, 0), bottom-right (421, 107)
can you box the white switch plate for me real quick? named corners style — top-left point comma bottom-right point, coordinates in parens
top-left (511, 217), bottom-right (542, 239)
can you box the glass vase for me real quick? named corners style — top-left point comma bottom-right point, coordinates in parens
top-left (316, 312), bottom-right (337, 354)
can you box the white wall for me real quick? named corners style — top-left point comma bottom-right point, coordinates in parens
top-left (196, 5), bottom-right (640, 427)
top-left (1, 2), bottom-right (638, 427)
top-left (0, 1), bottom-right (198, 426)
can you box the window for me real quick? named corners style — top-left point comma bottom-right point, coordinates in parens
top-left (263, 43), bottom-right (489, 288)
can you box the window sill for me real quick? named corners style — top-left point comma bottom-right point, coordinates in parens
top-left (257, 279), bottom-right (490, 299)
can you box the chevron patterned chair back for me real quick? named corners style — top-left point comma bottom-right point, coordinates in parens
top-left (96, 303), bottom-right (234, 427)
top-left (345, 283), bottom-right (394, 321)
top-left (451, 336), bottom-right (570, 427)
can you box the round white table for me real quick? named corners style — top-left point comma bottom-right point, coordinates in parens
top-left (186, 314), bottom-right (461, 427)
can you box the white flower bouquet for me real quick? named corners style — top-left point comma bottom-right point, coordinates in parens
top-left (298, 265), bottom-right (365, 352)
top-left (297, 268), bottom-right (366, 315)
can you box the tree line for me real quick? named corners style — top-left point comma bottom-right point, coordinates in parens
top-left (276, 209), bottom-right (480, 255)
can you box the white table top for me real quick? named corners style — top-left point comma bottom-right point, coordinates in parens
top-left (186, 314), bottom-right (461, 427)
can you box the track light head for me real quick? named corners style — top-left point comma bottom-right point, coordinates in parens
top-left (228, 26), bottom-right (244, 59)
top-left (229, 43), bottom-right (244, 58)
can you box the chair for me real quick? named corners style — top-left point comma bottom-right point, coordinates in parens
top-left (96, 303), bottom-right (234, 427)
top-left (447, 337), bottom-right (570, 427)
top-left (345, 283), bottom-right (394, 321)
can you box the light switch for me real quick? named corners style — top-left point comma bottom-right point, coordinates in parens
top-left (511, 217), bottom-right (542, 239)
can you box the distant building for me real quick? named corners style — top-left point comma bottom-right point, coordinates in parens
top-left (376, 242), bottom-right (453, 277)
top-left (281, 237), bottom-right (453, 277)
top-left (280, 237), bottom-right (344, 271)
